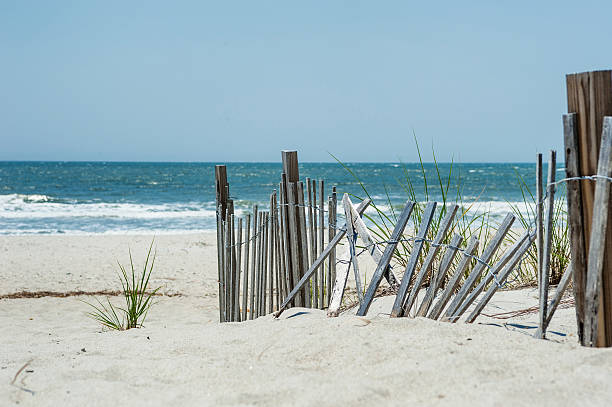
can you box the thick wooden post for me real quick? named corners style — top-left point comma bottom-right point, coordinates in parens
top-left (566, 70), bottom-right (612, 346)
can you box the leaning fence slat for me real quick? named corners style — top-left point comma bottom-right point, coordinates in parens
top-left (448, 229), bottom-right (530, 322)
top-left (404, 205), bottom-right (458, 315)
top-left (416, 233), bottom-right (463, 317)
top-left (343, 194), bottom-right (364, 305)
top-left (465, 232), bottom-right (536, 323)
top-left (390, 202), bottom-right (437, 318)
top-left (584, 117), bottom-right (612, 347)
top-left (428, 235), bottom-right (479, 320)
top-left (442, 213), bottom-right (515, 320)
top-left (276, 199), bottom-right (372, 318)
top-left (543, 262), bottom-right (573, 329)
top-left (536, 150), bottom-right (556, 339)
top-left (345, 195), bottom-right (399, 288)
top-left (356, 201), bottom-right (416, 317)
top-left (563, 113), bottom-right (587, 345)
top-left (534, 262), bottom-right (573, 338)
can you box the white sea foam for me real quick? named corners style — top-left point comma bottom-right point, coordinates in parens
top-left (0, 194), bottom-right (216, 220)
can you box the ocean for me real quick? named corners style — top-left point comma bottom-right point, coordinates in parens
top-left (0, 161), bottom-right (562, 235)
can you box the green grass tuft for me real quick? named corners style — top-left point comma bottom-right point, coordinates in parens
top-left (83, 240), bottom-right (160, 331)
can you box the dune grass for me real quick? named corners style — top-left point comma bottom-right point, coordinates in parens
top-left (507, 171), bottom-right (570, 287)
top-left (84, 240), bottom-right (160, 330)
top-left (335, 139), bottom-right (568, 297)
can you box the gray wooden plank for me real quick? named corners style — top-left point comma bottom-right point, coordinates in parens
top-left (584, 117), bottom-right (612, 347)
top-left (242, 214), bottom-right (250, 321)
top-left (235, 217), bottom-right (242, 322)
top-left (442, 213), bottom-right (515, 320)
top-left (535, 150), bottom-right (556, 339)
top-left (416, 233), bottom-right (463, 317)
top-left (343, 194), bottom-right (364, 305)
top-left (249, 206), bottom-right (258, 320)
top-left (447, 229), bottom-right (530, 322)
top-left (345, 195), bottom-right (399, 289)
top-left (465, 232), bottom-right (536, 323)
top-left (563, 113), bottom-right (587, 345)
top-left (404, 205), bottom-right (458, 315)
top-left (358, 201), bottom-right (417, 317)
top-left (428, 235), bottom-right (479, 320)
top-left (275, 199), bottom-right (372, 318)
top-left (297, 182), bottom-right (311, 308)
top-left (390, 202), bottom-right (437, 318)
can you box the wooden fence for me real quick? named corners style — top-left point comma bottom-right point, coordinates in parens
top-left (215, 151), bottom-right (338, 322)
top-left (216, 150), bottom-right (571, 333)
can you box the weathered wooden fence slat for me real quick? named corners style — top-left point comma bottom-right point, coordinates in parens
top-left (343, 194), bottom-right (364, 305)
top-left (428, 235), bottom-right (479, 320)
top-left (447, 228), bottom-right (529, 323)
top-left (535, 150), bottom-right (556, 339)
top-left (390, 202), bottom-right (437, 318)
top-left (404, 205), bottom-right (458, 315)
top-left (465, 232), bottom-right (536, 323)
top-left (357, 201), bottom-right (416, 317)
top-left (277, 199), bottom-right (372, 318)
top-left (563, 113), bottom-right (587, 344)
top-left (416, 233), bottom-right (463, 317)
top-left (345, 194), bottom-right (399, 289)
top-left (442, 213), bottom-right (515, 321)
top-left (535, 262), bottom-right (573, 338)
top-left (584, 117), bottom-right (612, 346)
top-left (242, 214), bottom-right (251, 321)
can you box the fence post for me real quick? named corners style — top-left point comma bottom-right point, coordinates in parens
top-left (566, 70), bottom-right (612, 346)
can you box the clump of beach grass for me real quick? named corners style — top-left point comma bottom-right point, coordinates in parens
top-left (84, 240), bottom-right (160, 330)
top-left (334, 137), bottom-right (497, 295)
top-left (508, 171), bottom-right (570, 287)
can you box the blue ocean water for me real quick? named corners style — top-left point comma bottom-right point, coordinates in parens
top-left (0, 161), bottom-right (560, 235)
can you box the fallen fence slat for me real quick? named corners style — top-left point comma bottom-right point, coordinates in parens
top-left (390, 202), bottom-right (437, 318)
top-left (584, 117), bottom-right (612, 346)
top-left (428, 235), bottom-right (479, 320)
top-left (446, 228), bottom-right (529, 322)
top-left (404, 205), bottom-right (458, 315)
top-left (465, 232), bottom-right (536, 323)
top-left (416, 233), bottom-right (463, 317)
top-left (275, 198), bottom-right (372, 317)
top-left (357, 201), bottom-right (416, 317)
top-left (442, 213), bottom-right (515, 321)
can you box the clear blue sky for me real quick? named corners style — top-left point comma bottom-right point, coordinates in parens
top-left (1, 1), bottom-right (611, 162)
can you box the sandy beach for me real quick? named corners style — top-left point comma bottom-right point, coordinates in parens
top-left (2, 233), bottom-right (611, 406)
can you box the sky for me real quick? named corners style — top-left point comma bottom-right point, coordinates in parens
top-left (1, 1), bottom-right (612, 163)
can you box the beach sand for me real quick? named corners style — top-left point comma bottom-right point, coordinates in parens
top-left (2, 233), bottom-right (611, 406)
